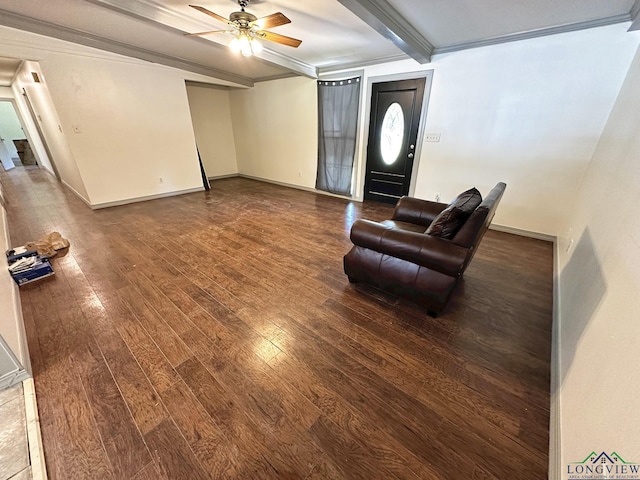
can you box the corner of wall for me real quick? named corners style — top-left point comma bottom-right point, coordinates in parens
top-left (549, 237), bottom-right (562, 480)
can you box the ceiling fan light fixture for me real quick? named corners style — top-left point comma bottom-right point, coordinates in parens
top-left (229, 30), bottom-right (262, 57)
top-left (250, 38), bottom-right (263, 54)
top-left (238, 33), bottom-right (252, 56)
top-left (228, 36), bottom-right (241, 53)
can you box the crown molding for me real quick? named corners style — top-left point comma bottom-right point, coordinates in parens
top-left (83, 0), bottom-right (317, 78)
top-left (0, 8), bottom-right (255, 87)
top-left (85, 0), bottom-right (218, 32)
top-left (629, 0), bottom-right (640, 31)
top-left (336, 0), bottom-right (433, 64)
top-left (256, 50), bottom-right (317, 78)
top-left (434, 14), bottom-right (632, 55)
top-left (185, 80), bottom-right (238, 90)
top-left (317, 53), bottom-right (409, 75)
top-left (254, 72), bottom-right (300, 83)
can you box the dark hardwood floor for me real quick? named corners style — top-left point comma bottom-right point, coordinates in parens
top-left (2, 168), bottom-right (552, 479)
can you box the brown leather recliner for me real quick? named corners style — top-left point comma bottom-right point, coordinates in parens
top-left (343, 183), bottom-right (506, 315)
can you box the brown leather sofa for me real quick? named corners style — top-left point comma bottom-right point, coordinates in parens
top-left (343, 182), bottom-right (506, 315)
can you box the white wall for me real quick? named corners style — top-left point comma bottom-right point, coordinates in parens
top-left (41, 55), bottom-right (204, 206)
top-left (0, 182), bottom-right (30, 372)
top-left (13, 60), bottom-right (89, 200)
top-left (0, 25), bottom-right (242, 207)
top-left (557, 41), bottom-right (640, 473)
top-left (0, 101), bottom-right (24, 159)
top-left (229, 24), bottom-right (639, 236)
top-left (0, 89), bottom-right (17, 170)
top-left (409, 25), bottom-right (639, 235)
top-left (186, 84), bottom-right (238, 178)
top-left (229, 76), bottom-right (318, 187)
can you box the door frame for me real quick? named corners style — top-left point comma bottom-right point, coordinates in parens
top-left (356, 70), bottom-right (434, 201)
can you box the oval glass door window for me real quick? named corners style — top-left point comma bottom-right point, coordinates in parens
top-left (380, 102), bottom-right (405, 165)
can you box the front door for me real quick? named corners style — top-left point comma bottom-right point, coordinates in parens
top-left (364, 78), bottom-right (426, 204)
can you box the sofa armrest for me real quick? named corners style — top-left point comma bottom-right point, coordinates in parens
top-left (392, 196), bottom-right (448, 227)
top-left (350, 220), bottom-right (469, 277)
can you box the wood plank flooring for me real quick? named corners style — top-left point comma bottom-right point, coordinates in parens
top-left (2, 168), bottom-right (553, 479)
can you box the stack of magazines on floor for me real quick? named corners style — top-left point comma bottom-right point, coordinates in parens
top-left (5, 231), bottom-right (70, 286)
top-left (6, 249), bottom-right (55, 285)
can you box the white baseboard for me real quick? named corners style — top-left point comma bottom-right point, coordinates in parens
top-left (236, 174), bottom-right (356, 202)
top-left (23, 378), bottom-right (47, 480)
top-left (40, 164), bottom-right (58, 180)
top-left (207, 173), bottom-right (240, 180)
top-left (90, 186), bottom-right (204, 210)
top-left (549, 238), bottom-right (562, 480)
top-left (61, 180), bottom-right (91, 207)
top-left (489, 223), bottom-right (556, 242)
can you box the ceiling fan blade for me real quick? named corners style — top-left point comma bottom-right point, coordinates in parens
top-left (259, 30), bottom-right (302, 48)
top-left (185, 29), bottom-right (233, 37)
top-left (250, 12), bottom-right (291, 30)
top-left (189, 5), bottom-right (232, 25)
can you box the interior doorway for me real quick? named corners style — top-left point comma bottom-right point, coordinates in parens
top-left (0, 94), bottom-right (61, 181)
top-left (363, 74), bottom-right (432, 204)
top-left (0, 101), bottom-right (28, 170)
top-left (19, 90), bottom-right (61, 181)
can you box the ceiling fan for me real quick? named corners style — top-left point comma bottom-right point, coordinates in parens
top-left (186, 1), bottom-right (302, 56)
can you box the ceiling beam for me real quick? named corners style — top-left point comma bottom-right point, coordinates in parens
top-left (0, 8), bottom-right (255, 87)
top-left (629, 0), bottom-right (640, 31)
top-left (336, 0), bottom-right (433, 64)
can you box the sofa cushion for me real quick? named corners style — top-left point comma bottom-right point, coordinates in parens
top-left (380, 220), bottom-right (428, 234)
top-left (426, 187), bottom-right (482, 239)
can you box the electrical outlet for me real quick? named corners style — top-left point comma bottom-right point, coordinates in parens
top-left (435, 193), bottom-right (441, 202)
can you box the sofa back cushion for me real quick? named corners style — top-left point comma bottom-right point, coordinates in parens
top-left (425, 187), bottom-right (482, 239)
top-left (452, 182), bottom-right (506, 250)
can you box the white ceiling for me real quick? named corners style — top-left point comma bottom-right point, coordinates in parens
top-left (387, 0), bottom-right (637, 47)
top-left (0, 0), bottom-right (637, 87)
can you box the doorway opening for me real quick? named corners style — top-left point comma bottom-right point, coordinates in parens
top-left (18, 89), bottom-right (61, 181)
top-left (0, 101), bottom-right (34, 171)
top-left (184, 80), bottom-right (239, 190)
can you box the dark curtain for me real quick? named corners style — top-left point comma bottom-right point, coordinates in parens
top-left (316, 76), bottom-right (361, 195)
